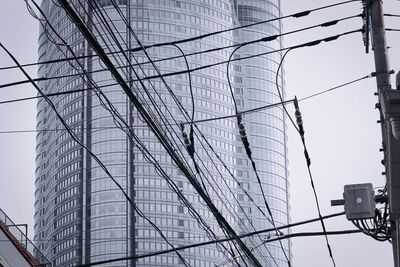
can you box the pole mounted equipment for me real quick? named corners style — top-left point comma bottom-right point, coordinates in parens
top-left (331, 183), bottom-right (376, 220)
top-left (365, 0), bottom-right (400, 264)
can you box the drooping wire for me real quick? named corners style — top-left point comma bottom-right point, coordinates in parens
top-left (0, 72), bottom-right (376, 131)
top-left (60, 1), bottom-right (261, 265)
top-left (226, 42), bottom-right (291, 267)
top-left (0, 0), bottom-right (361, 72)
top-left (26, 1), bottom-right (192, 265)
top-left (101, 1), bottom-right (268, 264)
top-left (80, 4), bottom-right (247, 267)
top-left (0, 29), bottom-right (364, 90)
top-left (274, 38), bottom-right (370, 266)
top-left (81, 2), bottom-right (244, 266)
top-left (0, 41), bottom-right (189, 266)
top-left (274, 43), bottom-right (337, 266)
top-left (292, 98), bottom-right (337, 267)
top-left (67, 211), bottom-right (348, 267)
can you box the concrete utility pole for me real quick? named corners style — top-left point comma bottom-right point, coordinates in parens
top-left (369, 0), bottom-right (400, 265)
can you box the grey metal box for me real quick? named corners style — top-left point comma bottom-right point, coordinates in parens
top-left (343, 183), bottom-right (375, 220)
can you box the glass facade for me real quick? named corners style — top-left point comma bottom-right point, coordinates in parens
top-left (35, 0), bottom-right (290, 266)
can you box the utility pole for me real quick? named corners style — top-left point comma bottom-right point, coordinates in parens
top-left (369, 0), bottom-right (400, 265)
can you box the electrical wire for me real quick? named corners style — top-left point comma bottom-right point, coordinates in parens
top-left (0, 211), bottom-right (347, 243)
top-left (13, 1), bottom-right (366, 266)
top-left (81, 2), bottom-right (245, 264)
top-left (272, 37), bottom-right (355, 266)
top-left (0, 72), bottom-right (374, 108)
top-left (93, 1), bottom-right (259, 264)
top-left (0, 29), bottom-right (364, 90)
top-left (59, 1), bottom-right (262, 266)
top-left (0, 71), bottom-right (376, 135)
top-left (26, 1), bottom-right (194, 265)
top-left (292, 98), bottom-right (337, 267)
top-left (96, 0), bottom-right (272, 264)
top-left (223, 12), bottom-right (363, 267)
top-left (384, 13), bottom-right (400, 18)
top-left (298, 74), bottom-right (373, 101)
top-left (226, 43), bottom-right (291, 267)
top-left (67, 211), bottom-right (348, 267)
top-left (0, 41), bottom-right (189, 265)
top-left (0, 0), bottom-right (361, 72)
top-left (18, 2), bottom-right (276, 260)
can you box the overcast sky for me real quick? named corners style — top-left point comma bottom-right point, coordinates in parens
top-left (0, 0), bottom-right (399, 266)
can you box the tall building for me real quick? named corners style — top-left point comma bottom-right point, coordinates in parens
top-left (35, 0), bottom-right (289, 266)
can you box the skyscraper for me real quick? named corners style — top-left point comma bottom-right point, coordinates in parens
top-left (35, 0), bottom-right (290, 266)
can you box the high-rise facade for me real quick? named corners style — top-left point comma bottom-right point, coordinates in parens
top-left (35, 0), bottom-right (289, 266)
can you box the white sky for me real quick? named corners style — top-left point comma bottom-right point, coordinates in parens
top-left (0, 0), bottom-right (399, 266)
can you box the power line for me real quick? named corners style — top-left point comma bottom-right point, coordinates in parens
top-left (384, 14), bottom-right (400, 18)
top-left (293, 97), bottom-right (338, 267)
top-left (298, 74), bottom-right (373, 101)
top-left (0, 0), bottom-right (361, 72)
top-left (0, 73), bottom-right (376, 134)
top-left (34, 0), bottom-right (236, 264)
top-left (69, 212), bottom-right (347, 267)
top-left (0, 28), bottom-right (364, 92)
top-left (85, 0), bottom-right (251, 263)
top-left (58, 1), bottom-right (262, 265)
top-left (91, 0), bottom-right (260, 264)
top-left (273, 39), bottom-right (337, 265)
top-left (1, 39), bottom-right (190, 265)
top-left (226, 40), bottom-right (291, 266)
top-left (5, 2), bottom-right (191, 263)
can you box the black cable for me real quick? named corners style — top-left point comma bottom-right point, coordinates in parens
top-left (69, 211), bottom-right (347, 267)
top-left (83, 4), bottom-right (240, 264)
top-left (2, 211), bottom-right (347, 243)
top-left (58, 1), bottom-right (262, 266)
top-left (0, 0), bottom-right (361, 71)
top-left (0, 29), bottom-right (363, 90)
top-left (92, 1), bottom-right (264, 264)
top-left (1, 71), bottom-right (376, 132)
top-left (272, 34), bottom-right (360, 266)
top-left (33, 3), bottom-right (219, 267)
top-left (1, 71), bottom-right (374, 108)
top-left (298, 74), bottom-right (373, 101)
top-left (95, 1), bottom-right (256, 264)
top-left (0, 41), bottom-right (189, 264)
top-left (275, 49), bottom-right (300, 133)
top-left (98, 1), bottom-right (266, 264)
top-left (226, 41), bottom-right (291, 267)
top-left (27, 1), bottom-right (193, 264)
top-left (224, 13), bottom-right (361, 267)
top-left (293, 99), bottom-right (337, 267)
top-left (384, 14), bottom-right (400, 18)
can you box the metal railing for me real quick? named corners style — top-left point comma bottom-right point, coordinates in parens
top-left (0, 208), bottom-right (51, 266)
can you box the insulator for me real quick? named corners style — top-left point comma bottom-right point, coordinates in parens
top-left (182, 132), bottom-right (191, 147)
top-left (295, 110), bottom-right (303, 125)
top-left (238, 123), bottom-right (247, 138)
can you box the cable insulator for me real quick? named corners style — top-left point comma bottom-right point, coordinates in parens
top-left (239, 123), bottom-right (247, 139)
top-left (182, 131), bottom-right (191, 147)
top-left (295, 110), bottom-right (303, 125)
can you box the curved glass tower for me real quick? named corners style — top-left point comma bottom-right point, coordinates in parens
top-left (35, 0), bottom-right (290, 266)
